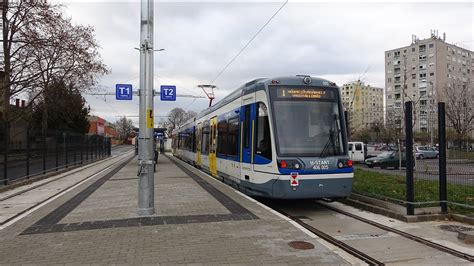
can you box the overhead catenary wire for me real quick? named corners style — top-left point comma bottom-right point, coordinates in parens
top-left (209, 0), bottom-right (288, 85)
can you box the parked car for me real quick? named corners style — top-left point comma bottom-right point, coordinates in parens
top-left (365, 151), bottom-right (406, 169)
top-left (415, 146), bottom-right (439, 159)
top-left (348, 141), bottom-right (366, 162)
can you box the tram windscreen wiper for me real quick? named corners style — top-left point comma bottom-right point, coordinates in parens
top-left (320, 114), bottom-right (340, 158)
top-left (320, 129), bottom-right (336, 158)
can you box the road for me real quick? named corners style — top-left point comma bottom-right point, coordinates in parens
top-left (356, 158), bottom-right (474, 186)
top-left (0, 145), bottom-right (134, 184)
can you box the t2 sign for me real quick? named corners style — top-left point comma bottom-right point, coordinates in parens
top-left (160, 85), bottom-right (176, 101)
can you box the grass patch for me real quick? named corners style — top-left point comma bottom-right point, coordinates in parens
top-left (353, 168), bottom-right (474, 215)
top-left (447, 149), bottom-right (474, 160)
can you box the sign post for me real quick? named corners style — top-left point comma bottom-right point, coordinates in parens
top-left (137, 0), bottom-right (155, 216)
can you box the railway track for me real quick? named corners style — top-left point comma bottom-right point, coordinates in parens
top-left (262, 199), bottom-right (474, 265)
top-left (318, 202), bottom-right (474, 263)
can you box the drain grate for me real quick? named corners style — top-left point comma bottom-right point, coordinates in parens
top-left (439, 225), bottom-right (474, 233)
top-left (288, 241), bottom-right (314, 250)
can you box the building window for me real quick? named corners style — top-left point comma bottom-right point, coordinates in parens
top-left (412, 83), bottom-right (416, 88)
top-left (387, 78), bottom-right (392, 83)
top-left (387, 53), bottom-right (391, 58)
top-left (430, 72), bottom-right (434, 76)
top-left (419, 73), bottom-right (427, 79)
top-left (412, 73), bottom-right (416, 79)
top-left (429, 43), bottom-right (434, 48)
top-left (394, 51), bottom-right (400, 57)
top-left (419, 54), bottom-right (427, 61)
top-left (419, 64), bottom-right (427, 70)
top-left (419, 45), bottom-right (426, 52)
top-left (429, 63), bottom-right (434, 67)
top-left (412, 47), bottom-right (415, 52)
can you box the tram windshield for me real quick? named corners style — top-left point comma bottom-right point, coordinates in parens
top-left (270, 87), bottom-right (344, 157)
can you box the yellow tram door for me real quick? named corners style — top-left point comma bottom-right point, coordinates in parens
top-left (209, 117), bottom-right (218, 177)
top-left (196, 123), bottom-right (202, 167)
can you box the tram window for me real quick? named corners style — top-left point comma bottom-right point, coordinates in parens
top-left (217, 119), bottom-right (228, 155)
top-left (355, 143), bottom-right (362, 151)
top-left (243, 105), bottom-right (250, 148)
top-left (255, 102), bottom-right (272, 160)
top-left (201, 123), bottom-right (210, 155)
top-left (228, 117), bottom-right (239, 156)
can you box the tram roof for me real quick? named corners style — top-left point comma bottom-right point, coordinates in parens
top-left (177, 75), bottom-right (337, 131)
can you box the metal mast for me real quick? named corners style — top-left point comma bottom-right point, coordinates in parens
top-left (137, 0), bottom-right (154, 216)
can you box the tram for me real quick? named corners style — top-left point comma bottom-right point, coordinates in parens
top-left (172, 75), bottom-right (353, 199)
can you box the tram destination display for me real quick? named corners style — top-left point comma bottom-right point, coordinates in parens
top-left (275, 87), bottom-right (336, 100)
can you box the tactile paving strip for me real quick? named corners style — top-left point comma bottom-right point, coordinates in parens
top-left (21, 156), bottom-right (257, 235)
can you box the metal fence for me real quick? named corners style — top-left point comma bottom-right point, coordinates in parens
top-left (0, 123), bottom-right (111, 186)
top-left (352, 101), bottom-right (474, 216)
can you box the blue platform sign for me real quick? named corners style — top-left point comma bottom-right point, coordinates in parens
top-left (116, 84), bottom-right (133, 100)
top-left (160, 85), bottom-right (176, 101)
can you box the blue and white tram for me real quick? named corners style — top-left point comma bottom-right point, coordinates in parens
top-left (172, 75), bottom-right (353, 199)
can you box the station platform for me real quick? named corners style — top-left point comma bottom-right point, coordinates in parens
top-left (0, 153), bottom-right (356, 264)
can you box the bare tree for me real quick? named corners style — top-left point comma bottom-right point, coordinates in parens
top-left (159, 108), bottom-right (197, 137)
top-left (443, 81), bottom-right (474, 148)
top-left (1, 1), bottom-right (59, 122)
top-left (115, 116), bottom-right (134, 143)
top-left (1, 1), bottom-right (109, 130)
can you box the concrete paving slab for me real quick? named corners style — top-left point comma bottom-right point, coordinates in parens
top-left (0, 152), bottom-right (133, 227)
top-left (0, 154), bottom-right (357, 264)
top-left (322, 201), bottom-right (474, 256)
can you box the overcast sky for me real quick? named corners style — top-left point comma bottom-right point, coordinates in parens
top-left (60, 1), bottom-right (473, 126)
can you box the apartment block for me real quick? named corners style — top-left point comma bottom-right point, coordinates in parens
top-left (341, 80), bottom-right (384, 132)
top-left (385, 32), bottom-right (474, 131)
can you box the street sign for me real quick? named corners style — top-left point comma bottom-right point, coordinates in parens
top-left (160, 85), bottom-right (176, 101)
top-left (116, 84), bottom-right (133, 100)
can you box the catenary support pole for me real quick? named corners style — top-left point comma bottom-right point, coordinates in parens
top-left (438, 102), bottom-right (447, 213)
top-left (405, 101), bottom-right (415, 215)
top-left (137, 0), bottom-right (155, 216)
